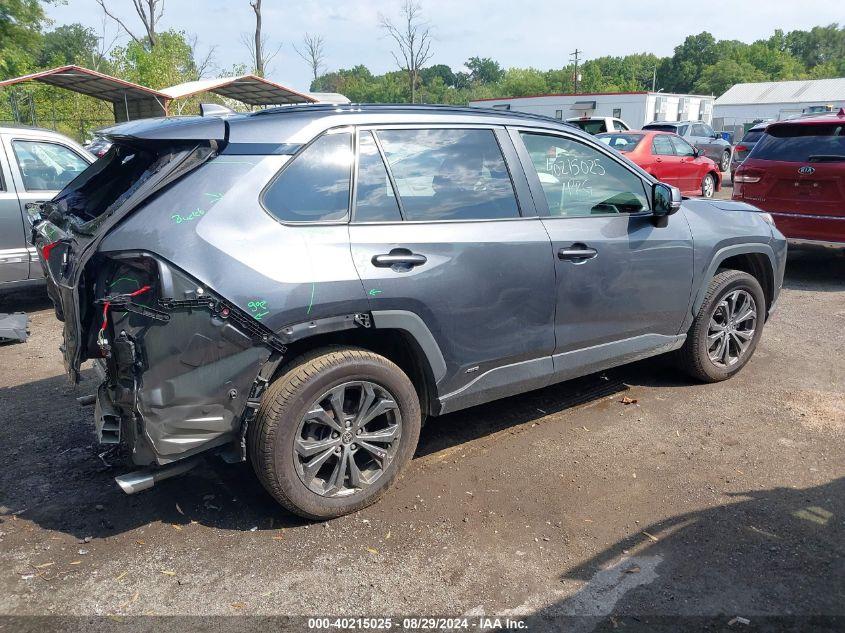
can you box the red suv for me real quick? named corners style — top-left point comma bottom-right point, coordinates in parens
top-left (733, 110), bottom-right (845, 244)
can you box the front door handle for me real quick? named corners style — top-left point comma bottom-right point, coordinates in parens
top-left (372, 249), bottom-right (428, 269)
top-left (558, 244), bottom-right (598, 262)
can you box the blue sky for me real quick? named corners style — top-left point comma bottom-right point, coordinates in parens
top-left (45, 0), bottom-right (843, 91)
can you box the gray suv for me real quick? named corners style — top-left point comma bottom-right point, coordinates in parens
top-left (29, 105), bottom-right (786, 519)
top-left (643, 120), bottom-right (733, 172)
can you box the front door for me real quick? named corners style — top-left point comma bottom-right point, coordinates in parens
top-left (349, 126), bottom-right (557, 402)
top-left (0, 139), bottom-right (28, 284)
top-left (512, 128), bottom-right (694, 379)
top-left (649, 134), bottom-right (682, 188)
top-left (2, 136), bottom-right (90, 283)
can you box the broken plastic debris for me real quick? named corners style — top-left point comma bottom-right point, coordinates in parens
top-left (620, 396), bottom-right (638, 405)
top-left (728, 616), bottom-right (751, 626)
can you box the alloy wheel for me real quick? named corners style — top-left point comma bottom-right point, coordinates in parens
top-left (702, 175), bottom-right (715, 198)
top-left (294, 381), bottom-right (402, 497)
top-left (707, 289), bottom-right (757, 368)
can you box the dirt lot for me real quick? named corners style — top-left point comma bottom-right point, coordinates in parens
top-left (1, 234), bottom-right (843, 629)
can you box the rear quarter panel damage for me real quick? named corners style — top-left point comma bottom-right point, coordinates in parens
top-left (98, 154), bottom-right (370, 464)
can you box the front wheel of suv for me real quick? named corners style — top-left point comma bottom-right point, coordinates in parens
top-left (248, 347), bottom-right (421, 520)
top-left (678, 269), bottom-right (766, 383)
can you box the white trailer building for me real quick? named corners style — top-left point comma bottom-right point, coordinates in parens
top-left (468, 91), bottom-right (714, 127)
top-left (713, 77), bottom-right (845, 132)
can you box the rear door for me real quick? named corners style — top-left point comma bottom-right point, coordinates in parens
top-left (0, 136), bottom-right (29, 284)
top-left (349, 125), bottom-right (557, 403)
top-left (512, 128), bottom-right (694, 378)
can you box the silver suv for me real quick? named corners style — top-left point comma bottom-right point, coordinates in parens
top-left (0, 126), bottom-right (92, 293)
top-left (30, 105), bottom-right (786, 519)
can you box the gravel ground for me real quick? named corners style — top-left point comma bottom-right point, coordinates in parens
top-left (0, 227), bottom-right (843, 630)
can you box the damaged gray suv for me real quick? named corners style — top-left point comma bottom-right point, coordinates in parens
top-left (30, 104), bottom-right (787, 519)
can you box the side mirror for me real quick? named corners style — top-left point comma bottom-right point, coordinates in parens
top-left (692, 148), bottom-right (701, 158)
top-left (652, 182), bottom-right (682, 227)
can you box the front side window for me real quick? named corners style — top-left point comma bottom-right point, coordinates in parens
top-left (263, 132), bottom-right (353, 223)
top-left (12, 140), bottom-right (88, 191)
top-left (355, 131), bottom-right (401, 222)
top-left (376, 128), bottom-right (519, 221)
top-left (669, 136), bottom-right (696, 157)
top-left (652, 135), bottom-right (675, 156)
top-left (691, 124), bottom-right (707, 137)
top-left (519, 132), bottom-right (649, 217)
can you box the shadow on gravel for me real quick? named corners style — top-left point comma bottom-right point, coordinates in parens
top-left (783, 244), bottom-right (845, 292)
top-left (523, 477), bottom-right (845, 632)
top-left (0, 286), bottom-right (51, 313)
top-left (0, 363), bottom-right (627, 538)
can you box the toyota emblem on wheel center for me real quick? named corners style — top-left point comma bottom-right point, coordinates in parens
top-left (798, 166), bottom-right (816, 175)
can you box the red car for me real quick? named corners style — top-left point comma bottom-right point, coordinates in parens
top-left (733, 110), bottom-right (845, 244)
top-left (597, 130), bottom-right (722, 198)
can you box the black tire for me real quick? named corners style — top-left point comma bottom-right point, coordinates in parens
top-left (678, 269), bottom-right (766, 383)
top-left (248, 346), bottom-right (421, 520)
top-left (701, 173), bottom-right (716, 198)
top-left (719, 150), bottom-right (730, 172)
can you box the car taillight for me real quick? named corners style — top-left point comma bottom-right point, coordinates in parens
top-left (735, 145), bottom-right (748, 153)
top-left (734, 170), bottom-right (762, 184)
top-left (40, 240), bottom-right (60, 261)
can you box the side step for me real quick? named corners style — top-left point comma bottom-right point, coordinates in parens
top-left (115, 457), bottom-right (202, 494)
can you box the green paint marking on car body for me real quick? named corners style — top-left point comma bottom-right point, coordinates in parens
top-left (306, 282), bottom-right (316, 315)
top-left (368, 288), bottom-right (383, 296)
top-left (171, 208), bottom-right (206, 224)
top-left (247, 299), bottom-right (269, 321)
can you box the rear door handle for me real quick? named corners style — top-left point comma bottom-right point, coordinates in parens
top-left (558, 244), bottom-right (597, 262)
top-left (372, 250), bottom-right (428, 269)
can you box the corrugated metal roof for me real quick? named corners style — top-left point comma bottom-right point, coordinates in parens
top-left (160, 75), bottom-right (316, 105)
top-left (716, 78), bottom-right (845, 105)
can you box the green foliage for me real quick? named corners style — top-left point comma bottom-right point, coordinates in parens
top-left (111, 30), bottom-right (199, 89)
top-left (38, 23), bottom-right (101, 67)
top-left (0, 0), bottom-right (47, 77)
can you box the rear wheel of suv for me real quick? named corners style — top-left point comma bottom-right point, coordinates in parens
top-left (719, 150), bottom-right (731, 172)
top-left (701, 173), bottom-right (716, 198)
top-left (248, 347), bottom-right (421, 520)
top-left (678, 269), bottom-right (765, 382)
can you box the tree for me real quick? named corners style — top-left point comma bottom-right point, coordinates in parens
top-left (294, 33), bottom-right (326, 85)
top-left (379, 0), bottom-right (433, 103)
top-left (38, 24), bottom-right (100, 67)
top-left (658, 32), bottom-right (720, 92)
top-left (111, 29), bottom-right (198, 89)
top-left (95, 0), bottom-right (164, 50)
top-left (499, 68), bottom-right (548, 97)
top-left (466, 56), bottom-right (504, 84)
top-left (0, 0), bottom-right (47, 78)
top-left (241, 0), bottom-right (280, 76)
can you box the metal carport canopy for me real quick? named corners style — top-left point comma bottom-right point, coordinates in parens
top-left (0, 65), bottom-right (169, 121)
top-left (160, 75), bottom-right (317, 106)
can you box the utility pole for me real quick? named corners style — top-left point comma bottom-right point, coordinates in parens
top-left (570, 49), bottom-right (582, 93)
top-left (652, 66), bottom-right (657, 92)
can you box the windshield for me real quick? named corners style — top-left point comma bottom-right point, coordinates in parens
top-left (570, 120), bottom-right (607, 134)
top-left (750, 123), bottom-right (845, 162)
top-left (596, 133), bottom-right (644, 152)
top-left (643, 124), bottom-right (677, 133)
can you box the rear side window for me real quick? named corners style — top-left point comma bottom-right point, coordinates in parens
top-left (376, 128), bottom-right (519, 221)
top-left (741, 129), bottom-right (764, 144)
top-left (354, 131), bottom-right (401, 222)
top-left (12, 140), bottom-right (88, 191)
top-left (750, 124), bottom-right (845, 163)
top-left (263, 132), bottom-right (353, 222)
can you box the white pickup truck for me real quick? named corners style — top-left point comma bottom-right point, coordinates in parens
top-left (567, 116), bottom-right (630, 135)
